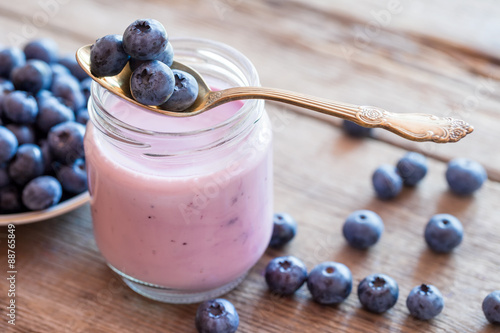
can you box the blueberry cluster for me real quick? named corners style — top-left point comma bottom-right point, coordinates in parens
top-left (90, 19), bottom-right (199, 111)
top-left (0, 39), bottom-right (89, 213)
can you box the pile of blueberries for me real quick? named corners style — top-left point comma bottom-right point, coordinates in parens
top-left (90, 18), bottom-right (199, 111)
top-left (0, 39), bottom-right (90, 213)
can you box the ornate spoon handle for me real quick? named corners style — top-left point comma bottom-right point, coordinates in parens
top-left (205, 87), bottom-right (473, 143)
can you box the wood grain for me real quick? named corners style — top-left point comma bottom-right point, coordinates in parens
top-left (0, 0), bottom-right (499, 332)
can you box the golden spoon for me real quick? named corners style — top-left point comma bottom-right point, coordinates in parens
top-left (76, 45), bottom-right (472, 143)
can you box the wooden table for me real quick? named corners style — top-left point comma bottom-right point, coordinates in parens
top-left (1, 0), bottom-right (500, 332)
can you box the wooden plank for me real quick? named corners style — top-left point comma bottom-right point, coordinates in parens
top-left (1, 109), bottom-right (500, 332)
top-left (0, 0), bottom-right (499, 180)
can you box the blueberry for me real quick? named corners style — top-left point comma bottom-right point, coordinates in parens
top-left (123, 19), bottom-right (169, 61)
top-left (307, 262), bottom-right (352, 304)
top-left (51, 75), bottom-right (85, 112)
top-left (8, 143), bottom-right (44, 186)
top-left (0, 48), bottom-right (26, 78)
top-left (50, 63), bottom-right (71, 80)
top-left (130, 60), bottom-right (175, 106)
top-left (406, 284), bottom-right (444, 320)
top-left (55, 158), bottom-right (87, 194)
top-left (11, 59), bottom-right (52, 94)
top-left (2, 90), bottom-right (38, 124)
top-left (129, 42), bottom-right (174, 71)
top-left (372, 164), bottom-right (403, 200)
top-left (58, 55), bottom-right (89, 81)
top-left (396, 152), bottom-right (428, 186)
top-left (342, 210), bottom-right (384, 249)
top-left (80, 77), bottom-right (92, 102)
top-left (358, 273), bottom-right (399, 313)
top-left (483, 290), bottom-right (500, 324)
top-left (0, 126), bottom-right (18, 163)
top-left (38, 139), bottom-right (53, 174)
top-left (90, 34), bottom-right (130, 77)
top-left (0, 185), bottom-right (22, 213)
top-left (342, 120), bottom-right (372, 137)
top-left (162, 69), bottom-right (199, 111)
top-left (265, 255), bottom-right (307, 296)
top-left (47, 121), bottom-right (85, 163)
top-left (446, 158), bottom-right (487, 195)
top-left (35, 89), bottom-right (54, 104)
top-left (269, 212), bottom-right (297, 248)
top-left (75, 108), bottom-right (89, 125)
top-left (0, 164), bottom-right (10, 188)
top-left (5, 124), bottom-right (36, 144)
top-left (36, 95), bottom-right (75, 132)
top-left (0, 78), bottom-right (14, 91)
top-left (22, 175), bottom-right (62, 210)
top-left (195, 299), bottom-right (239, 333)
top-left (424, 214), bottom-right (463, 253)
top-left (23, 38), bottom-right (59, 63)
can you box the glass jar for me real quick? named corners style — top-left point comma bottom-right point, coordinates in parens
top-left (84, 38), bottom-right (273, 304)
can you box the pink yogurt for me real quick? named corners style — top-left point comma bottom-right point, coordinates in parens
top-left (84, 94), bottom-right (273, 292)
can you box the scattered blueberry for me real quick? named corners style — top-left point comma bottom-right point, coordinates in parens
top-left (58, 55), bottom-right (89, 81)
top-left (0, 126), bottom-right (18, 163)
top-left (265, 255), bottom-right (307, 296)
top-left (161, 69), bottom-right (199, 111)
top-left (0, 48), bottom-right (25, 78)
top-left (483, 291), bottom-right (500, 324)
top-left (406, 284), bottom-right (444, 320)
top-left (5, 124), bottom-right (36, 145)
top-left (55, 158), bottom-right (87, 194)
top-left (195, 298), bottom-right (239, 333)
top-left (51, 74), bottom-right (85, 112)
top-left (342, 210), bottom-right (384, 249)
top-left (24, 38), bottom-right (59, 63)
top-left (0, 185), bottom-right (22, 213)
top-left (22, 175), bottom-right (62, 210)
top-left (90, 34), bottom-right (130, 77)
top-left (446, 158), bottom-right (487, 196)
top-left (269, 212), bottom-right (297, 248)
top-left (2, 91), bottom-right (38, 124)
top-left (342, 120), bottom-right (372, 137)
top-left (36, 95), bottom-right (75, 132)
top-left (47, 121), bottom-right (85, 163)
top-left (10, 59), bottom-right (52, 94)
top-left (129, 41), bottom-right (174, 71)
top-left (130, 60), bottom-right (175, 105)
top-left (307, 261), bottom-right (352, 304)
top-left (358, 273), bottom-right (399, 313)
top-left (123, 19), bottom-right (168, 60)
top-left (424, 214), bottom-right (463, 253)
top-left (396, 152), bottom-right (428, 186)
top-left (8, 143), bottom-right (44, 186)
top-left (372, 164), bottom-right (403, 200)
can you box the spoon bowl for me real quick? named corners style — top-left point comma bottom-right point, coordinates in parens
top-left (76, 44), bottom-right (473, 143)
